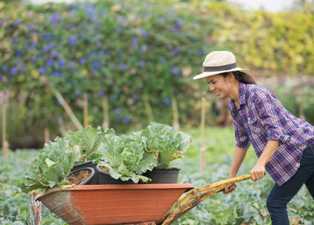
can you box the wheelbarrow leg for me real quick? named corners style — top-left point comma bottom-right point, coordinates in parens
top-left (31, 193), bottom-right (42, 225)
top-left (123, 222), bottom-right (156, 225)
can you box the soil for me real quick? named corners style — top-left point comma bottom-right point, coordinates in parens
top-left (68, 169), bottom-right (92, 185)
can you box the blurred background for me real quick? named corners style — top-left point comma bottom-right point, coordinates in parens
top-left (1, 0), bottom-right (314, 224)
top-left (0, 0), bottom-right (314, 149)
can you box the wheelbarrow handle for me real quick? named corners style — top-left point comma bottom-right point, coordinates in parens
top-left (161, 174), bottom-right (252, 225)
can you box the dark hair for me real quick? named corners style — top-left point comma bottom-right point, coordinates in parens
top-left (222, 71), bottom-right (256, 84)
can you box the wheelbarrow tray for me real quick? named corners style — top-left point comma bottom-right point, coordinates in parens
top-left (36, 184), bottom-right (193, 225)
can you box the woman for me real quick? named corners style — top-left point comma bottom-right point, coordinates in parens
top-left (193, 51), bottom-right (314, 225)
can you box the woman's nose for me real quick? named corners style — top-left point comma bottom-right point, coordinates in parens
top-left (208, 84), bottom-right (215, 92)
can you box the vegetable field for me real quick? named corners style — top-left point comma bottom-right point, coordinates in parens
top-left (1, 128), bottom-right (313, 225)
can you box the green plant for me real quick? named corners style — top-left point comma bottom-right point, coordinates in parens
top-left (22, 138), bottom-right (80, 192)
top-left (98, 131), bottom-right (158, 183)
top-left (142, 122), bottom-right (191, 168)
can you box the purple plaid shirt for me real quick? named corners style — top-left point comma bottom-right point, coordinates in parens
top-left (228, 83), bottom-right (314, 186)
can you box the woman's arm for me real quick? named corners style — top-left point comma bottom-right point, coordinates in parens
top-left (251, 140), bottom-right (279, 181)
top-left (224, 146), bottom-right (247, 194)
top-left (229, 146), bottom-right (248, 177)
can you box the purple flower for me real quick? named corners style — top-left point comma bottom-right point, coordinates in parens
top-left (171, 66), bottom-right (181, 77)
top-left (51, 71), bottom-right (63, 77)
top-left (171, 19), bottom-right (182, 32)
top-left (138, 60), bottom-right (145, 68)
top-left (15, 50), bottom-right (23, 57)
top-left (13, 19), bottom-right (21, 26)
top-left (42, 33), bottom-right (54, 41)
top-left (68, 61), bottom-right (76, 69)
top-left (58, 60), bottom-right (65, 68)
top-left (10, 67), bottom-right (18, 76)
top-left (68, 36), bottom-right (77, 46)
top-left (98, 90), bottom-right (106, 96)
top-left (84, 4), bottom-right (97, 21)
top-left (91, 60), bottom-right (101, 71)
top-left (47, 59), bottom-right (54, 67)
top-left (118, 63), bottom-right (128, 71)
top-left (43, 43), bottom-right (54, 52)
top-left (31, 41), bottom-right (37, 48)
top-left (50, 13), bottom-right (60, 26)
top-left (171, 47), bottom-right (181, 56)
top-left (30, 57), bottom-right (35, 64)
top-left (113, 108), bottom-right (122, 115)
top-left (131, 36), bottom-right (138, 49)
top-left (122, 116), bottom-right (131, 125)
top-left (50, 50), bottom-right (59, 58)
top-left (79, 58), bottom-right (86, 64)
top-left (139, 28), bottom-right (149, 38)
top-left (39, 67), bottom-right (46, 75)
top-left (27, 24), bottom-right (35, 32)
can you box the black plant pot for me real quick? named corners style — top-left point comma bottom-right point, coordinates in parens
top-left (68, 167), bottom-right (96, 185)
top-left (96, 165), bottom-right (134, 184)
top-left (144, 168), bottom-right (180, 183)
top-left (71, 161), bottom-right (99, 184)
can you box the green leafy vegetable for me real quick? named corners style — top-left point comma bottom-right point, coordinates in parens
top-left (98, 131), bottom-right (158, 183)
top-left (23, 123), bottom-right (191, 192)
top-left (22, 138), bottom-right (80, 192)
top-left (142, 122), bottom-right (191, 168)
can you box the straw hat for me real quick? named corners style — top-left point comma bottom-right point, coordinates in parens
top-left (193, 51), bottom-right (246, 80)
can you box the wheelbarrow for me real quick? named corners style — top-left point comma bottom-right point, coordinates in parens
top-left (35, 174), bottom-right (251, 225)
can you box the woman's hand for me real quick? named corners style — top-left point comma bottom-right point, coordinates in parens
top-left (250, 163), bottom-right (266, 181)
top-left (223, 183), bottom-right (237, 194)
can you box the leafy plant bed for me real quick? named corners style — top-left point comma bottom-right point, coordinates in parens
top-left (67, 167), bottom-right (96, 185)
top-left (23, 123), bottom-right (191, 192)
top-left (73, 164), bottom-right (180, 184)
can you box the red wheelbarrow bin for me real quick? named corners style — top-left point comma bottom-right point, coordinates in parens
top-left (34, 174), bottom-right (251, 225)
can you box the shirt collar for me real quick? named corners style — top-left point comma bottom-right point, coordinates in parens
top-left (228, 82), bottom-right (248, 114)
top-left (239, 82), bottom-right (247, 107)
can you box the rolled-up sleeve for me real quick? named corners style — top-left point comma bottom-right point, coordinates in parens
top-left (232, 117), bottom-right (250, 150)
top-left (253, 91), bottom-right (290, 144)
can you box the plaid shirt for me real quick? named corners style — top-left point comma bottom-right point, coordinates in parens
top-left (228, 83), bottom-right (314, 186)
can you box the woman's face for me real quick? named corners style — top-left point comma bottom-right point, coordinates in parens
top-left (207, 74), bottom-right (231, 99)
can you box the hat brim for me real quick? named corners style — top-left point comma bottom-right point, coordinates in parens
top-left (193, 67), bottom-right (246, 80)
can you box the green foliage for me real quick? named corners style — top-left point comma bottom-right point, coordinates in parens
top-left (1, 0), bottom-right (314, 144)
top-left (0, 151), bottom-right (66, 224)
top-left (22, 123), bottom-right (191, 189)
top-left (99, 130), bottom-right (158, 183)
top-left (64, 127), bottom-right (108, 162)
top-left (2, 128), bottom-right (314, 224)
top-left (142, 122), bottom-right (191, 167)
top-left (208, 2), bottom-right (314, 75)
top-left (22, 138), bottom-right (80, 192)
top-left (0, 0), bottom-right (213, 137)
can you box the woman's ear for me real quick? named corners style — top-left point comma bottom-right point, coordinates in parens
top-left (228, 72), bottom-right (237, 82)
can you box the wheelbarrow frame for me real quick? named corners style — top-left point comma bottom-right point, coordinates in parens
top-left (34, 175), bottom-right (251, 225)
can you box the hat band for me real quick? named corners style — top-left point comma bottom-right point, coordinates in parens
top-left (203, 63), bottom-right (237, 72)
